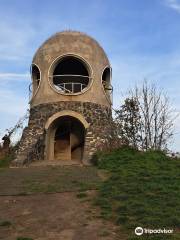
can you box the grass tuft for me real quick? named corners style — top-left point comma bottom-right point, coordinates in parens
top-left (76, 192), bottom-right (88, 198)
top-left (16, 238), bottom-right (33, 240)
top-left (0, 220), bottom-right (12, 227)
top-left (0, 155), bottom-right (13, 168)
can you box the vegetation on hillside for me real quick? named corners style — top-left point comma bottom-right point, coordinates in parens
top-left (0, 154), bottom-right (14, 168)
top-left (0, 109), bottom-right (29, 168)
top-left (0, 144), bottom-right (18, 168)
top-left (94, 147), bottom-right (180, 240)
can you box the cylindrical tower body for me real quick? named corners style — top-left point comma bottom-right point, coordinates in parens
top-left (13, 31), bottom-right (113, 165)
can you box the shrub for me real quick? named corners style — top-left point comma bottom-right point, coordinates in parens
top-left (0, 155), bottom-right (14, 168)
top-left (0, 220), bottom-right (12, 227)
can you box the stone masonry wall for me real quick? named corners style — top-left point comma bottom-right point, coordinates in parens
top-left (12, 101), bottom-right (112, 166)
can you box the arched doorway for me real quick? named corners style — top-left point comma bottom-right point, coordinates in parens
top-left (46, 115), bottom-right (86, 162)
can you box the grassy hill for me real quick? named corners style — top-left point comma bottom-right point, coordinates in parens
top-left (0, 147), bottom-right (179, 239)
top-left (95, 147), bottom-right (180, 240)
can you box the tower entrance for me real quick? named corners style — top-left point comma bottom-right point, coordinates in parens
top-left (47, 116), bottom-right (85, 162)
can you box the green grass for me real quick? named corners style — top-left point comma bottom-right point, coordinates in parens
top-left (16, 238), bottom-right (33, 240)
top-left (95, 147), bottom-right (180, 240)
top-left (0, 220), bottom-right (12, 227)
top-left (22, 167), bottom-right (100, 194)
top-left (0, 155), bottom-right (13, 168)
top-left (98, 229), bottom-right (111, 237)
top-left (0, 166), bottom-right (101, 195)
top-left (76, 192), bottom-right (88, 198)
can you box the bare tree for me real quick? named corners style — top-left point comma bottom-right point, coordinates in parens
top-left (116, 81), bottom-right (177, 151)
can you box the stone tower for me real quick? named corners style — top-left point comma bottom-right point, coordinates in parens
top-left (13, 31), bottom-right (113, 166)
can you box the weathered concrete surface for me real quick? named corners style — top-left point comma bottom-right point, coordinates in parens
top-left (31, 31), bottom-right (111, 108)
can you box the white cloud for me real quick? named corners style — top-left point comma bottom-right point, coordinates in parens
top-left (0, 17), bottom-right (37, 62)
top-left (164, 0), bottom-right (180, 13)
top-left (0, 73), bottom-right (30, 82)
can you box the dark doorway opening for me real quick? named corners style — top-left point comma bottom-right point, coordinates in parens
top-left (54, 116), bottom-right (85, 162)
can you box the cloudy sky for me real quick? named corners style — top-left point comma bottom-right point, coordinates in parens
top-left (0, 0), bottom-right (180, 150)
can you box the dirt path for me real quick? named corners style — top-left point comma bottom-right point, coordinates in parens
top-left (0, 166), bottom-right (101, 195)
top-left (0, 166), bottom-right (122, 240)
top-left (0, 191), bottom-right (119, 240)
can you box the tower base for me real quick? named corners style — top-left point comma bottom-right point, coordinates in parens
top-left (12, 101), bottom-right (112, 166)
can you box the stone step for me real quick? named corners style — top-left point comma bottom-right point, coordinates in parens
top-left (29, 160), bottom-right (82, 167)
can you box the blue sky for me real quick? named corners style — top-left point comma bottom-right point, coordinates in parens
top-left (0, 0), bottom-right (180, 150)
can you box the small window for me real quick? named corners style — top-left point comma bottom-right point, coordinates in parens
top-left (31, 64), bottom-right (40, 94)
top-left (102, 67), bottom-right (110, 84)
top-left (102, 67), bottom-right (112, 98)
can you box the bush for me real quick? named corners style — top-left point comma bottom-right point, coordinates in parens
top-left (90, 153), bottom-right (100, 166)
top-left (0, 155), bottom-right (14, 168)
top-left (0, 145), bottom-right (16, 168)
top-left (16, 238), bottom-right (33, 240)
top-left (0, 220), bottom-right (12, 227)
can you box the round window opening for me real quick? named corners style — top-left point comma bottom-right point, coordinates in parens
top-left (51, 56), bottom-right (90, 94)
